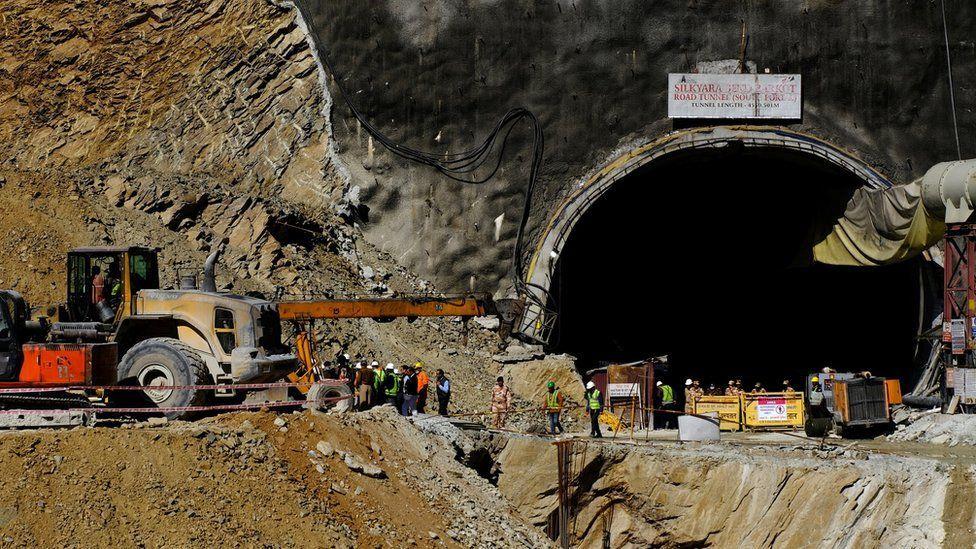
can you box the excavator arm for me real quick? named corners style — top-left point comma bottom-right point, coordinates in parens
top-left (277, 295), bottom-right (496, 321)
top-left (277, 294), bottom-right (524, 393)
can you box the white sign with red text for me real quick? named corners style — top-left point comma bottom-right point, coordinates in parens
top-left (756, 397), bottom-right (788, 422)
top-left (668, 73), bottom-right (801, 119)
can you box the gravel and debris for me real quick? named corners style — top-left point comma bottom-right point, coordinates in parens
top-left (887, 409), bottom-right (976, 446)
top-left (0, 409), bottom-right (552, 548)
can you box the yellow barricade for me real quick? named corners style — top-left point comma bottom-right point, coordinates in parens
top-left (692, 396), bottom-right (742, 431)
top-left (599, 410), bottom-right (622, 432)
top-left (741, 392), bottom-right (804, 430)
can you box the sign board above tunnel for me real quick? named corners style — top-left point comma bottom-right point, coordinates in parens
top-left (668, 73), bottom-right (802, 119)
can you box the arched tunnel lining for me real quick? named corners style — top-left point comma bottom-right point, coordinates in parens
top-left (548, 145), bottom-right (940, 390)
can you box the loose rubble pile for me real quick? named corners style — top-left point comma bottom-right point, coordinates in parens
top-left (888, 409), bottom-right (976, 446)
top-left (0, 409), bottom-right (551, 548)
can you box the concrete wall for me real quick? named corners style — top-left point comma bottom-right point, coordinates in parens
top-left (295, 0), bottom-right (976, 293)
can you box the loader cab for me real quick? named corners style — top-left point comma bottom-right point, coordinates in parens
top-left (65, 247), bottom-right (160, 323)
top-left (0, 291), bottom-right (27, 380)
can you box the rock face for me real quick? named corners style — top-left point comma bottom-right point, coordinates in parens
top-left (2, 0), bottom-right (344, 204)
top-left (496, 438), bottom-right (955, 548)
top-left (499, 354), bottom-right (584, 406)
top-left (294, 0), bottom-right (976, 293)
top-left (0, 0), bottom-right (351, 300)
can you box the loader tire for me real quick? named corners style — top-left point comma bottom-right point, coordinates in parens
top-left (116, 337), bottom-right (209, 420)
top-left (305, 383), bottom-right (353, 413)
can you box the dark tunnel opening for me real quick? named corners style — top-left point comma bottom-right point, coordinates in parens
top-left (548, 145), bottom-right (941, 391)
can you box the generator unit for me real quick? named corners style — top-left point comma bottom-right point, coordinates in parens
top-left (804, 372), bottom-right (901, 438)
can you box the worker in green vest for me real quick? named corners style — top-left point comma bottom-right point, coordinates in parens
top-left (656, 380), bottom-right (676, 429)
top-left (584, 381), bottom-right (603, 438)
top-left (542, 381), bottom-right (565, 435)
top-left (383, 363), bottom-right (399, 406)
top-left (372, 361), bottom-right (386, 405)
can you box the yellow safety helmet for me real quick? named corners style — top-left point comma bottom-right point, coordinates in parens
top-left (811, 376), bottom-right (819, 383)
top-left (414, 361), bottom-right (424, 369)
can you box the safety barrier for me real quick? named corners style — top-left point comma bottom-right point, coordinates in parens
top-left (741, 392), bottom-right (804, 431)
top-left (692, 392), bottom-right (805, 431)
top-left (692, 396), bottom-right (742, 431)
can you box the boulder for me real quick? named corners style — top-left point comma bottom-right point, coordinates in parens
top-left (343, 454), bottom-right (386, 478)
top-left (500, 354), bottom-right (583, 405)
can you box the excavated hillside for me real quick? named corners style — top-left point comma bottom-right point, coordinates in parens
top-left (6, 3), bottom-right (976, 548)
top-left (495, 435), bottom-right (976, 548)
top-left (0, 0), bottom-right (533, 415)
top-left (0, 0), bottom-right (353, 304)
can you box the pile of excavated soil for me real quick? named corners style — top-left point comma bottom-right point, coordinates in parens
top-left (889, 411), bottom-right (976, 447)
top-left (0, 408), bottom-right (550, 548)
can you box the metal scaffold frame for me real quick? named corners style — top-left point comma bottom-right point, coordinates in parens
top-left (943, 225), bottom-right (976, 330)
top-left (941, 224), bottom-right (976, 412)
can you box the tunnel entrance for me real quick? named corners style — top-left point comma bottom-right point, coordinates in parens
top-left (548, 145), bottom-right (939, 390)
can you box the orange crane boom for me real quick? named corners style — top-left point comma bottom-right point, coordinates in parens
top-left (276, 294), bottom-right (520, 394)
top-left (277, 295), bottom-right (496, 321)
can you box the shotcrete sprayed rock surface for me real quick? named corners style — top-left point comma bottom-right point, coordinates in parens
top-left (294, 0), bottom-right (976, 292)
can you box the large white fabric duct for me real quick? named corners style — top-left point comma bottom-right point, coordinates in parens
top-left (814, 160), bottom-right (976, 266)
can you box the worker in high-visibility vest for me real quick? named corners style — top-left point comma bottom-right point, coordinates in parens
top-left (656, 380), bottom-right (676, 429)
top-left (542, 381), bottom-right (565, 435)
top-left (372, 361), bottom-right (386, 405)
top-left (584, 381), bottom-right (603, 438)
top-left (383, 363), bottom-right (399, 406)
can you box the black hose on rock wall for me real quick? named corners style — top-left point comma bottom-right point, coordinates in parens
top-left (292, 0), bottom-right (552, 314)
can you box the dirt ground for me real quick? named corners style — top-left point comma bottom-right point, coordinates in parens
top-left (0, 408), bottom-right (550, 548)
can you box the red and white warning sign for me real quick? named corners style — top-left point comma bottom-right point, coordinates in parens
top-left (756, 397), bottom-right (788, 422)
top-left (668, 73), bottom-right (801, 119)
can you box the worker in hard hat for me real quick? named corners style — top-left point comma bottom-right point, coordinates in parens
top-left (353, 362), bottom-right (363, 409)
top-left (414, 361), bottom-right (430, 414)
top-left (584, 381), bottom-right (603, 438)
top-left (383, 363), bottom-right (399, 406)
top-left (809, 376), bottom-right (824, 407)
top-left (724, 379), bottom-right (737, 396)
top-left (372, 361), bottom-right (386, 406)
top-left (542, 381), bottom-right (565, 435)
top-left (393, 366), bottom-right (405, 412)
top-left (685, 379), bottom-right (703, 412)
top-left (655, 380), bottom-right (676, 429)
top-left (782, 379), bottom-right (795, 393)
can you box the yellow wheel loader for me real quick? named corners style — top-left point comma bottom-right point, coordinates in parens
top-left (0, 245), bottom-right (306, 419)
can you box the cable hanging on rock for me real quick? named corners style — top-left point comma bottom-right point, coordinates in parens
top-left (292, 1), bottom-right (551, 313)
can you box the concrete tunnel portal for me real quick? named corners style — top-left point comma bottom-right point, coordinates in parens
top-left (523, 128), bottom-right (942, 389)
